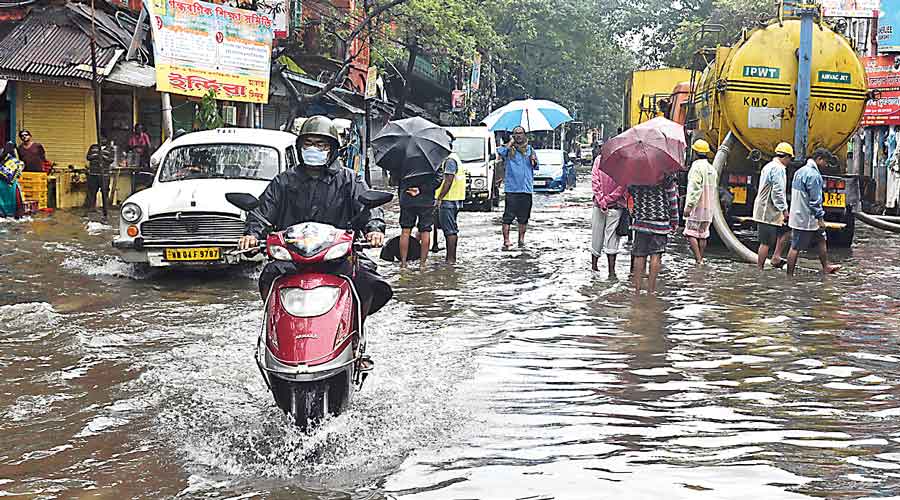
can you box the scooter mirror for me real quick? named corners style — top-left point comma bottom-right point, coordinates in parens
top-left (226, 192), bottom-right (259, 211)
top-left (358, 190), bottom-right (393, 208)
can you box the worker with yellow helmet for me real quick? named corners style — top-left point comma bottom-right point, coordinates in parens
top-left (683, 139), bottom-right (718, 264)
top-left (751, 142), bottom-right (793, 270)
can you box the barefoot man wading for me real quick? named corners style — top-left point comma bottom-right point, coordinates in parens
top-left (496, 126), bottom-right (539, 250)
top-left (786, 147), bottom-right (842, 276)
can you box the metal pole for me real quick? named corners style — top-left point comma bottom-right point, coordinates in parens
top-left (364, 99), bottom-right (372, 185)
top-left (793, 5), bottom-right (815, 161)
top-left (363, 0), bottom-right (372, 185)
top-left (161, 92), bottom-right (174, 138)
top-left (865, 127), bottom-right (874, 178)
top-left (89, 0), bottom-right (108, 218)
top-left (877, 126), bottom-right (887, 205)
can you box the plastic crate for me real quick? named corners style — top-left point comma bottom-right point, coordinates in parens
top-left (22, 191), bottom-right (49, 209)
top-left (18, 172), bottom-right (48, 193)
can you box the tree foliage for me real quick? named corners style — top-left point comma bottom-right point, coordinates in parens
top-left (362, 0), bottom-right (783, 131)
top-left (197, 90), bottom-right (224, 130)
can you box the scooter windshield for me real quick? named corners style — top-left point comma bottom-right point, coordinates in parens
top-left (283, 222), bottom-right (344, 257)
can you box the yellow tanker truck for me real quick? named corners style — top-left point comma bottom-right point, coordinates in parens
top-left (673, 10), bottom-right (870, 246)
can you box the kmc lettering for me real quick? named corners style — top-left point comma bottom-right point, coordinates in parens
top-left (743, 96), bottom-right (770, 106)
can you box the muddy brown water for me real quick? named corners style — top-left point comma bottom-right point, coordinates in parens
top-left (2, 175), bottom-right (900, 499)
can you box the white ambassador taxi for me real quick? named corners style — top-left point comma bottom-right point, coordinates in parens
top-left (112, 128), bottom-right (298, 267)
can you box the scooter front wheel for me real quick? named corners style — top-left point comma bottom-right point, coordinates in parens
top-left (269, 371), bottom-right (352, 429)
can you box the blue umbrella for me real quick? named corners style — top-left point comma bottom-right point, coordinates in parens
top-left (481, 99), bottom-right (573, 132)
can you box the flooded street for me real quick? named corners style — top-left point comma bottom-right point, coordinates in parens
top-left (2, 173), bottom-right (900, 499)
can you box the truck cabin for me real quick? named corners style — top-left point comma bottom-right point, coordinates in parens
top-left (666, 82), bottom-right (693, 126)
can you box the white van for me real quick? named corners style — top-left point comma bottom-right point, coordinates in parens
top-left (446, 126), bottom-right (498, 211)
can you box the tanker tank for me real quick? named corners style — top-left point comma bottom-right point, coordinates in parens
top-left (689, 17), bottom-right (869, 246)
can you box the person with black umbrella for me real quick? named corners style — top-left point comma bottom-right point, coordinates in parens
top-left (398, 169), bottom-right (440, 268)
top-left (372, 117), bottom-right (453, 270)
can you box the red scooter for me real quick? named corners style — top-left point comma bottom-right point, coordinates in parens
top-left (226, 191), bottom-right (393, 428)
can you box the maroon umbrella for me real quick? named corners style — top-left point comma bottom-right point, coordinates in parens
top-left (600, 117), bottom-right (687, 186)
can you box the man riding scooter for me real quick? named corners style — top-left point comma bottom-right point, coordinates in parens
top-left (237, 115), bottom-right (392, 319)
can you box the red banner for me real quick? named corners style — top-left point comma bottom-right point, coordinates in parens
top-left (861, 55), bottom-right (900, 126)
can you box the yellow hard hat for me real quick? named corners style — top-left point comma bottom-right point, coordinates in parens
top-left (774, 142), bottom-right (795, 157)
top-left (691, 139), bottom-right (711, 154)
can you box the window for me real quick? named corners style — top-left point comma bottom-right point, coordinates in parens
top-left (286, 146), bottom-right (297, 169)
top-left (159, 144), bottom-right (280, 182)
top-left (452, 138), bottom-right (486, 163)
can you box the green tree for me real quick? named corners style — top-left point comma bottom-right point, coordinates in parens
top-left (197, 90), bottom-right (224, 130)
top-left (486, 0), bottom-right (637, 128)
top-left (369, 0), bottom-right (502, 117)
top-left (612, 0), bottom-right (777, 68)
top-left (666, 0), bottom-right (776, 67)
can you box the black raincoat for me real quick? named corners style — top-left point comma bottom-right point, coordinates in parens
top-left (246, 159), bottom-right (391, 316)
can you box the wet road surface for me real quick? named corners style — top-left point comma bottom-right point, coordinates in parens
top-left (2, 173), bottom-right (900, 499)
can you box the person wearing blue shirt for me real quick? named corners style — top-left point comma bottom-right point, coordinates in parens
top-left (496, 126), bottom-right (539, 250)
top-left (786, 147), bottom-right (842, 276)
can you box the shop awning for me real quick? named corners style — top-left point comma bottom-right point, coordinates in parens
top-left (0, 6), bottom-right (124, 87)
top-left (107, 61), bottom-right (156, 88)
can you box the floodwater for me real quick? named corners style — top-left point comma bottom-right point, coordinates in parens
top-left (2, 174), bottom-right (900, 500)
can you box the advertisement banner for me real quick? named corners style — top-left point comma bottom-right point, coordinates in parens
top-left (879, 0), bottom-right (900, 52)
top-left (470, 52), bottom-right (481, 92)
top-left (861, 55), bottom-right (900, 126)
top-left (451, 89), bottom-right (466, 112)
top-left (257, 0), bottom-right (289, 39)
top-left (821, 0), bottom-right (880, 17)
top-left (364, 66), bottom-right (378, 100)
top-left (146, 0), bottom-right (273, 103)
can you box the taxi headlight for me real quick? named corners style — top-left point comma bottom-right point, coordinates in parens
top-left (268, 244), bottom-right (293, 261)
top-left (324, 242), bottom-right (351, 261)
top-left (120, 203), bottom-right (142, 223)
top-left (280, 286), bottom-right (341, 317)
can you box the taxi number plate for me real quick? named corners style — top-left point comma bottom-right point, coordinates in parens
top-left (824, 192), bottom-right (845, 208)
top-left (165, 247), bottom-right (221, 261)
top-left (729, 186), bottom-right (748, 204)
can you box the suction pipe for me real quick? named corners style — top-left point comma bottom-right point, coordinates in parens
top-left (855, 212), bottom-right (900, 232)
top-left (710, 132), bottom-right (759, 264)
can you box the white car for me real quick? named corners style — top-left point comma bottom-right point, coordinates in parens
top-left (113, 128), bottom-right (299, 267)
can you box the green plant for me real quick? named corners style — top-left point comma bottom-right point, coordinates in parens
top-left (197, 90), bottom-right (224, 130)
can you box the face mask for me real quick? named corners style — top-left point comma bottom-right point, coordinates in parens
top-left (301, 147), bottom-right (329, 166)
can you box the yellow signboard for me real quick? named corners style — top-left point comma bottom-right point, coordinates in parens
top-left (364, 66), bottom-right (378, 100)
top-left (146, 0), bottom-right (273, 103)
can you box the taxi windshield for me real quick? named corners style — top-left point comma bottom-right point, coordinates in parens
top-left (160, 144), bottom-right (280, 182)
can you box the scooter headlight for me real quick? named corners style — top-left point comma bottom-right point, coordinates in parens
top-left (268, 244), bottom-right (293, 261)
top-left (323, 242), bottom-right (351, 261)
top-left (280, 286), bottom-right (341, 317)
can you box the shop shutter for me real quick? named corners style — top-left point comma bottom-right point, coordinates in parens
top-left (19, 83), bottom-right (95, 168)
top-left (263, 104), bottom-right (280, 130)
